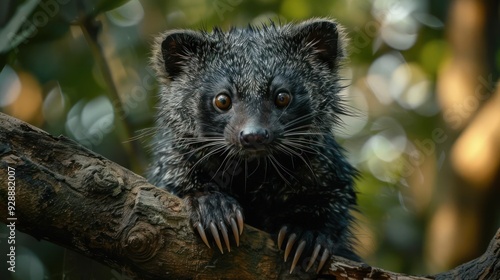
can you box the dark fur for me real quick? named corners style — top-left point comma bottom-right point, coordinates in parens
top-left (149, 18), bottom-right (359, 269)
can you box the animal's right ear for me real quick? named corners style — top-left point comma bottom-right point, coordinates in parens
top-left (153, 31), bottom-right (204, 81)
top-left (289, 19), bottom-right (346, 71)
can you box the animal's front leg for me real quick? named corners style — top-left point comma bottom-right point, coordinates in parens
top-left (185, 184), bottom-right (244, 254)
top-left (270, 190), bottom-right (358, 273)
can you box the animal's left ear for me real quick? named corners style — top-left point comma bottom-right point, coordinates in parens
top-left (290, 19), bottom-right (346, 70)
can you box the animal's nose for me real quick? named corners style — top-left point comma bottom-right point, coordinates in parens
top-left (239, 127), bottom-right (270, 147)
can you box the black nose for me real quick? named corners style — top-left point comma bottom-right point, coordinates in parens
top-left (239, 127), bottom-right (270, 147)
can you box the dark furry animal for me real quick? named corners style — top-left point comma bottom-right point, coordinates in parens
top-left (149, 18), bottom-right (359, 273)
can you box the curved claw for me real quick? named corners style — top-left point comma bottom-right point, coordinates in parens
top-left (277, 226), bottom-right (287, 249)
top-left (195, 222), bottom-right (210, 248)
top-left (230, 218), bottom-right (240, 247)
top-left (236, 210), bottom-right (244, 235)
top-left (306, 244), bottom-right (321, 272)
top-left (284, 233), bottom-right (297, 262)
top-left (316, 248), bottom-right (330, 273)
top-left (219, 221), bottom-right (230, 252)
top-left (290, 240), bottom-right (306, 274)
top-left (209, 222), bottom-right (223, 254)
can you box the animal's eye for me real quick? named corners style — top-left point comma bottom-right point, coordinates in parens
top-left (275, 91), bottom-right (291, 108)
top-left (213, 93), bottom-right (232, 111)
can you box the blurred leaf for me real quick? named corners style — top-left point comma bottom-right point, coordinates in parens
top-left (56, 0), bottom-right (132, 23)
top-left (43, 81), bottom-right (67, 125)
top-left (0, 0), bottom-right (40, 53)
top-left (94, 0), bottom-right (132, 14)
top-left (106, 0), bottom-right (144, 27)
top-left (0, 0), bottom-right (18, 28)
top-left (0, 0), bottom-right (131, 54)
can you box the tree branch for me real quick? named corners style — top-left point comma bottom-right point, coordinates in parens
top-left (0, 112), bottom-right (498, 279)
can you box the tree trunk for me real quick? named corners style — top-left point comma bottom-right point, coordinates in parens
top-left (0, 112), bottom-right (498, 279)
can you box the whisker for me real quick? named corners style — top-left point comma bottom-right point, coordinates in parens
top-left (175, 134), bottom-right (225, 140)
top-left (177, 141), bottom-right (226, 158)
top-left (229, 153), bottom-right (243, 190)
top-left (282, 124), bottom-right (313, 133)
top-left (187, 144), bottom-right (227, 177)
top-left (275, 143), bottom-right (318, 184)
top-left (125, 127), bottom-right (156, 143)
top-left (246, 156), bottom-right (262, 178)
top-left (281, 138), bottom-right (328, 150)
top-left (267, 154), bottom-right (293, 185)
top-left (282, 139), bottom-right (333, 165)
top-left (281, 113), bottom-right (315, 129)
top-left (210, 145), bottom-right (237, 184)
top-left (283, 132), bottom-right (326, 137)
top-left (174, 137), bottom-right (225, 145)
top-left (244, 158), bottom-right (248, 192)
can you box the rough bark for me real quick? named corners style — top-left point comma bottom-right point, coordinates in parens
top-left (434, 227), bottom-right (500, 280)
top-left (0, 112), bottom-right (498, 279)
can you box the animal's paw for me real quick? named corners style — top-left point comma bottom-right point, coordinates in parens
top-left (188, 192), bottom-right (244, 254)
top-left (277, 225), bottom-right (336, 274)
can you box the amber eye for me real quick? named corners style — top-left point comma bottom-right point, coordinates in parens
top-left (213, 93), bottom-right (232, 111)
top-left (275, 91), bottom-right (291, 108)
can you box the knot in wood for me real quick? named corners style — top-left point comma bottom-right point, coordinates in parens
top-left (83, 166), bottom-right (123, 195)
top-left (123, 222), bottom-right (161, 262)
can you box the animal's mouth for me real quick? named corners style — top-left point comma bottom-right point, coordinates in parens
top-left (239, 146), bottom-right (269, 158)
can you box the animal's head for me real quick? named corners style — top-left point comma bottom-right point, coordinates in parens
top-left (152, 19), bottom-right (348, 159)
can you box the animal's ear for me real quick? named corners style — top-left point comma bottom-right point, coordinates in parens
top-left (154, 30), bottom-right (205, 81)
top-left (290, 19), bottom-right (346, 70)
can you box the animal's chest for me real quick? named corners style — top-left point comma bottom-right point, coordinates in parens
top-left (206, 159), bottom-right (308, 226)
